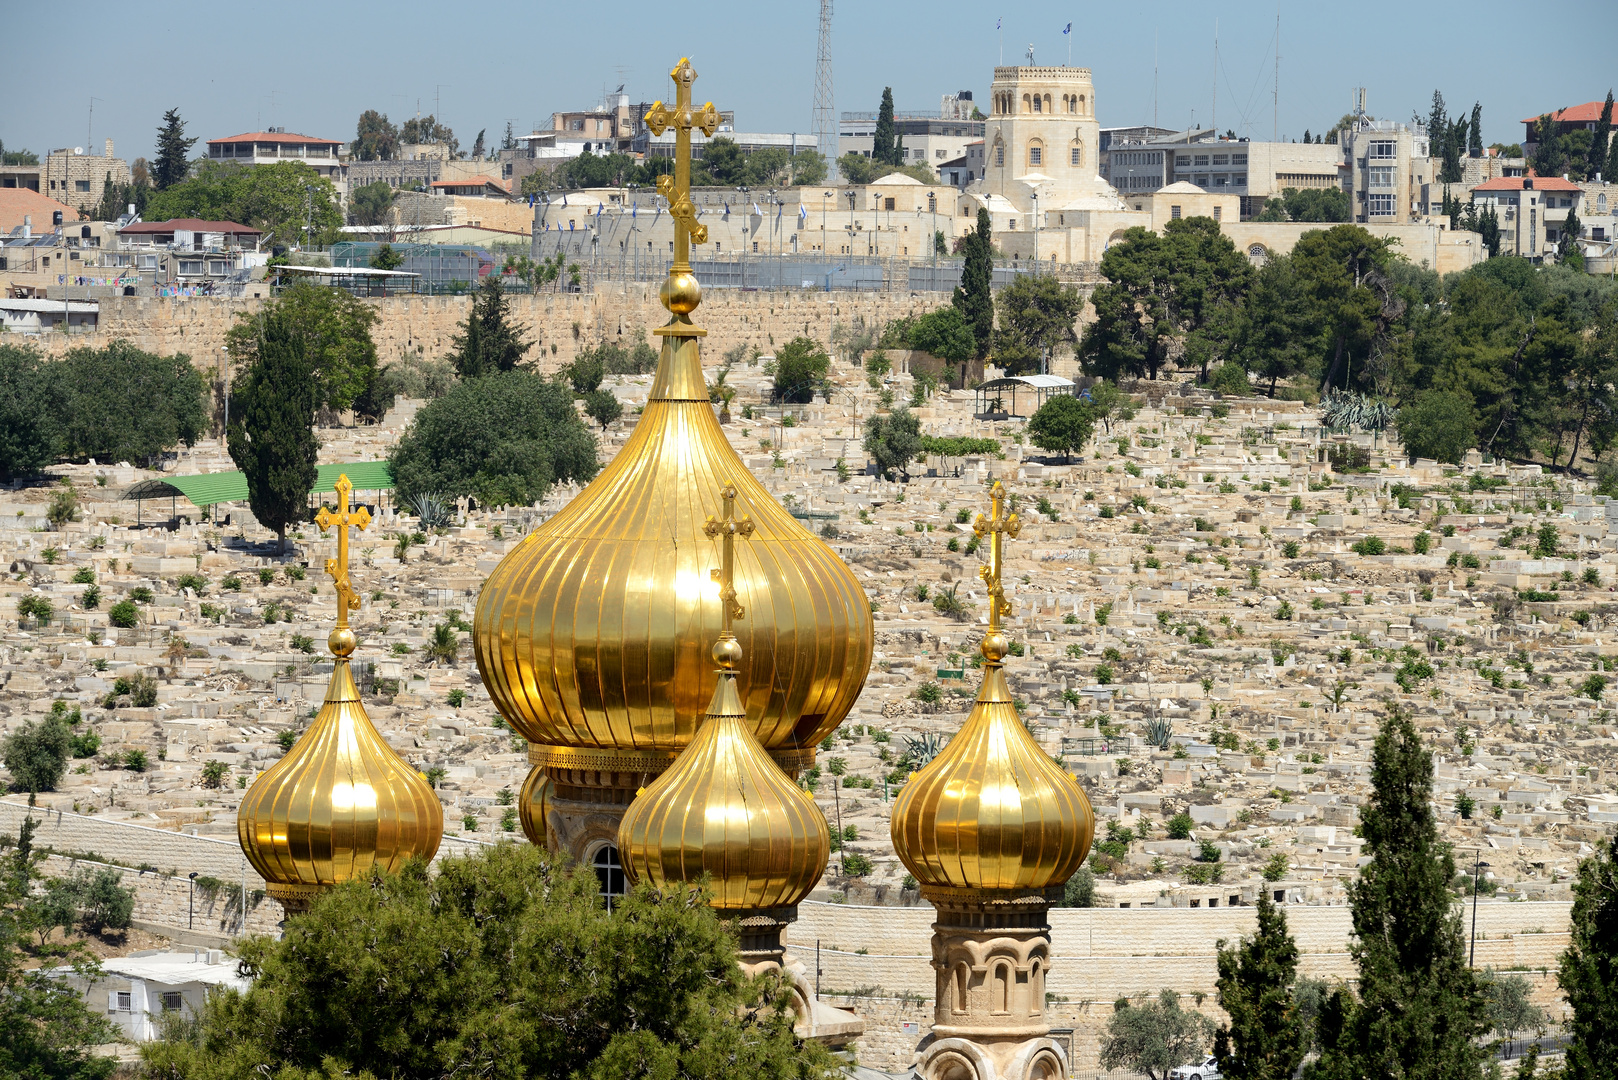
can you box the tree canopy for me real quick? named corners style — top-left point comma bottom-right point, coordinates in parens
top-left (141, 844), bottom-right (834, 1080)
top-left (1306, 709), bottom-right (1489, 1080)
top-left (449, 275), bottom-right (532, 379)
top-left (348, 180), bottom-right (396, 227)
top-left (0, 341), bottom-right (206, 480)
top-left (1214, 894), bottom-right (1305, 1080)
top-left (771, 337), bottom-right (831, 404)
top-left (996, 273), bottom-right (1087, 375)
top-left (227, 314), bottom-right (319, 552)
top-left (862, 407), bottom-right (924, 482)
top-left (225, 281), bottom-right (382, 415)
top-left (388, 370), bottom-right (598, 507)
top-left (152, 108), bottom-right (197, 191)
top-left (1559, 833), bottom-right (1618, 1079)
top-left (351, 110), bottom-right (401, 161)
top-left (143, 161), bottom-right (344, 248)
top-left (1026, 393), bottom-right (1097, 462)
top-left (906, 306), bottom-right (977, 367)
top-left (1100, 989), bottom-right (1215, 1080)
top-left (953, 207), bottom-right (995, 359)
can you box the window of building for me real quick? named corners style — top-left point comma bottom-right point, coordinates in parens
top-left (1368, 166), bottom-right (1394, 188)
top-left (1367, 193), bottom-right (1394, 216)
top-left (1599, 194), bottom-right (1607, 213)
top-left (1213, 206), bottom-right (1222, 221)
top-left (1008, 218), bottom-right (1017, 230)
top-left (1193, 155), bottom-right (1209, 166)
top-left (1369, 140), bottom-right (1396, 159)
top-left (1029, 145), bottom-right (1042, 166)
top-left (995, 144), bottom-right (1004, 166)
top-left (161, 992), bottom-right (183, 1012)
top-left (1233, 155), bottom-right (1248, 165)
top-left (1071, 145), bottom-right (1082, 167)
top-left (1195, 176), bottom-right (1209, 187)
top-left (1235, 174), bottom-right (1247, 186)
top-left (1213, 175), bottom-right (1228, 187)
top-left (112, 991), bottom-right (132, 1011)
top-left (1032, 95), bottom-right (1041, 113)
top-left (179, 260), bottom-right (204, 275)
top-left (593, 845), bottom-right (626, 911)
top-left (1212, 155), bottom-right (1229, 165)
top-left (1171, 205), bottom-right (1182, 219)
top-left (1176, 155), bottom-right (1191, 166)
top-left (884, 197), bottom-right (895, 210)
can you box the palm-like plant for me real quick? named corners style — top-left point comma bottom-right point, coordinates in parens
top-left (900, 731), bottom-right (946, 770)
top-left (427, 623), bottom-right (460, 665)
top-left (1144, 716), bottom-right (1174, 751)
top-left (406, 491), bottom-right (452, 529)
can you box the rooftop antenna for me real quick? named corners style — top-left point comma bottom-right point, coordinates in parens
top-left (1153, 27), bottom-right (1159, 130)
top-left (813, 0), bottom-right (837, 181)
top-left (1211, 18), bottom-right (1218, 138)
top-left (87, 97), bottom-right (102, 155)
top-left (1272, 5), bottom-right (1280, 143)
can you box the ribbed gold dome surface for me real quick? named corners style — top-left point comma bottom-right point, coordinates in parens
top-left (891, 481), bottom-right (1093, 894)
top-left (471, 292), bottom-right (872, 759)
top-left (518, 765), bottom-right (552, 847)
top-left (238, 656), bottom-right (444, 905)
top-left (618, 637), bottom-right (830, 911)
top-left (891, 661), bottom-right (1094, 892)
top-left (238, 475), bottom-right (443, 909)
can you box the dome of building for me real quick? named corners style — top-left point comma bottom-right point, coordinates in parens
top-left (518, 766), bottom-right (553, 847)
top-left (892, 644), bottom-right (1093, 892)
top-left (472, 337), bottom-right (872, 763)
top-left (617, 633), bottom-right (829, 911)
top-left (239, 483), bottom-right (443, 911)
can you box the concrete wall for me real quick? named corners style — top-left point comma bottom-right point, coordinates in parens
top-left (785, 898), bottom-right (1573, 1072)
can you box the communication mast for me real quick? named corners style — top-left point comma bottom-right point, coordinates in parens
top-left (813, 0), bottom-right (837, 181)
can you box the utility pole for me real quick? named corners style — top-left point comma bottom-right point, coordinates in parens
top-left (1273, 7), bottom-right (1280, 144)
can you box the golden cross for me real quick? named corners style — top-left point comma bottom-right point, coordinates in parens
top-left (314, 474), bottom-right (371, 630)
top-left (643, 57), bottom-right (720, 272)
top-left (974, 480), bottom-right (1021, 633)
top-left (703, 482), bottom-right (755, 640)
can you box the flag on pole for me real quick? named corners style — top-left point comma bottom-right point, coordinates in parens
top-left (1063, 22), bottom-right (1071, 34)
top-left (798, 205), bottom-right (808, 222)
top-left (632, 201), bottom-right (637, 219)
top-left (997, 17), bottom-right (1001, 29)
top-left (752, 201), bottom-right (761, 216)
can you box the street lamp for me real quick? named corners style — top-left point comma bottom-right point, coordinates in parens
top-left (822, 190), bottom-right (832, 253)
top-left (1469, 853), bottom-right (1491, 967)
top-left (188, 871), bottom-right (199, 929)
top-left (846, 190), bottom-right (856, 256)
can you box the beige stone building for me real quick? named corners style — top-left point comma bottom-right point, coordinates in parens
top-left (1340, 121), bottom-right (1432, 224)
top-left (205, 130), bottom-right (344, 179)
top-left (19, 141), bottom-right (132, 216)
top-left (1470, 175), bottom-right (1583, 258)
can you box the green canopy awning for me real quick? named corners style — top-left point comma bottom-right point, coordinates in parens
top-left (123, 461), bottom-right (394, 508)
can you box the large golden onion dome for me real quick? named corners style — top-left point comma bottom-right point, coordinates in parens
top-left (239, 477), bottom-right (443, 911)
top-left (891, 483), bottom-right (1094, 893)
top-left (617, 631), bottom-right (830, 911)
top-left (472, 61), bottom-right (871, 767)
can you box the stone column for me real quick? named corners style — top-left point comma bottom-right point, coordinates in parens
top-left (913, 886), bottom-right (1067, 1080)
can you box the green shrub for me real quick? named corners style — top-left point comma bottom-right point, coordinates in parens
top-left (1351, 536), bottom-right (1387, 556)
top-left (107, 600), bottom-right (138, 628)
top-left (176, 573), bottom-right (207, 594)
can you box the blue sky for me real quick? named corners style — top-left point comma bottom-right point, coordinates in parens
top-left (4, 0), bottom-right (1609, 166)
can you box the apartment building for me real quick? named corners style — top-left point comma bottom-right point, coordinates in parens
top-left (1470, 175), bottom-right (1582, 258)
top-left (1340, 121), bottom-right (1431, 224)
top-left (1, 142), bottom-right (130, 215)
top-left (205, 130), bottom-right (344, 178)
top-left (838, 109), bottom-right (986, 170)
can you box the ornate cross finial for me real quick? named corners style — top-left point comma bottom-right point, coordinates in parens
top-left (314, 474), bottom-right (371, 633)
top-left (703, 482), bottom-right (755, 657)
top-left (974, 480), bottom-right (1021, 635)
top-left (643, 58), bottom-right (720, 274)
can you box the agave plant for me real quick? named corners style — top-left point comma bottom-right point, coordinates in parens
top-left (900, 731), bottom-right (946, 770)
top-left (1144, 715), bottom-right (1174, 751)
top-left (1321, 388), bottom-right (1396, 433)
top-left (406, 491), bottom-right (453, 529)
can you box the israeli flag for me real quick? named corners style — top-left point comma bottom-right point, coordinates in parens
top-left (798, 204), bottom-right (808, 222)
top-left (1063, 22), bottom-right (1071, 34)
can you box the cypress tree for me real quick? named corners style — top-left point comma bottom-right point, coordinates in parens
top-left (1559, 834), bottom-right (1618, 1079)
top-left (1469, 102), bottom-right (1483, 157)
top-left (152, 108), bottom-right (197, 191)
top-left (450, 275), bottom-right (530, 379)
top-left (1214, 893), bottom-right (1305, 1080)
top-left (228, 315), bottom-right (318, 553)
top-left (873, 88), bottom-right (898, 168)
top-left (1310, 708), bottom-right (1489, 1080)
top-left (1591, 91), bottom-right (1613, 181)
top-left (953, 207), bottom-right (994, 359)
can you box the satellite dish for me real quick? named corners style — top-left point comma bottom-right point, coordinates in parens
top-left (73, 147), bottom-right (83, 155)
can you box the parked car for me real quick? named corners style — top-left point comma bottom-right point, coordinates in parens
top-left (1169, 1057), bottom-right (1222, 1080)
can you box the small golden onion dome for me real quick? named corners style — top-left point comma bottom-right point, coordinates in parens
top-left (472, 332), bottom-right (872, 757)
top-left (518, 766), bottom-right (553, 848)
top-left (238, 636), bottom-right (444, 908)
top-left (891, 658), bottom-right (1094, 893)
top-left (617, 635), bottom-right (830, 911)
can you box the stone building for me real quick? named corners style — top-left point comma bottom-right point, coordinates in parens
top-left (1339, 120), bottom-right (1432, 224)
top-left (37, 141), bottom-right (130, 215)
top-left (205, 130), bottom-right (344, 179)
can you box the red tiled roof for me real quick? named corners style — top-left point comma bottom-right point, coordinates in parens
top-left (1520, 101), bottom-right (1611, 125)
top-left (207, 132), bottom-right (340, 146)
top-left (1472, 175), bottom-right (1582, 193)
top-left (119, 218), bottom-right (261, 234)
top-left (0, 188), bottom-right (78, 234)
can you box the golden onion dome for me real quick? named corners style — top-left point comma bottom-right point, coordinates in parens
top-left (617, 632), bottom-right (829, 911)
top-left (891, 482), bottom-right (1094, 893)
top-left (518, 766), bottom-right (553, 848)
top-left (238, 476), bottom-right (443, 911)
top-left (472, 245), bottom-right (870, 764)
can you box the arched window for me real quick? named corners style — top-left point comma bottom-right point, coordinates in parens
top-left (1600, 193), bottom-right (1608, 213)
top-left (991, 963), bottom-right (1011, 1014)
top-left (1029, 140), bottom-right (1043, 167)
top-left (953, 964), bottom-right (970, 1013)
top-left (1070, 143), bottom-right (1083, 168)
top-left (1022, 93), bottom-right (1032, 113)
top-left (1044, 94), bottom-right (1053, 113)
top-left (592, 845), bottom-right (626, 911)
top-left (1079, 94), bottom-right (1087, 114)
top-left (995, 140), bottom-right (1005, 167)
top-left (1032, 94), bottom-right (1042, 114)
